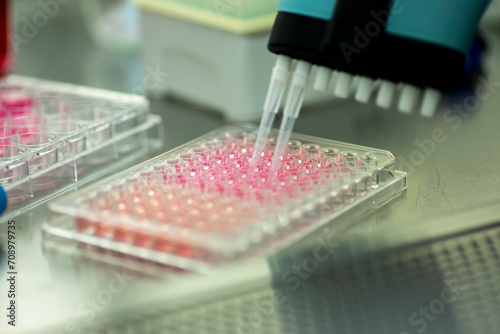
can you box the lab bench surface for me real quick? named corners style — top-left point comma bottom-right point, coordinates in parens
top-left (1, 1), bottom-right (500, 334)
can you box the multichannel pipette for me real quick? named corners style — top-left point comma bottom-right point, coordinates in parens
top-left (249, 55), bottom-right (292, 173)
top-left (251, 0), bottom-right (490, 178)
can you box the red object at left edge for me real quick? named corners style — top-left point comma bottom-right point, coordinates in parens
top-left (0, 0), bottom-right (11, 78)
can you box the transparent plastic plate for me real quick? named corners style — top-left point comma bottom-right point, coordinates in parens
top-left (0, 75), bottom-right (164, 220)
top-left (44, 124), bottom-right (407, 274)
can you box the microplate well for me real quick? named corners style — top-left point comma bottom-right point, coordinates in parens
top-left (44, 125), bottom-right (407, 274)
top-left (0, 75), bottom-right (163, 220)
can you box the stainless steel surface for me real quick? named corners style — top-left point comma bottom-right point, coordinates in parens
top-left (46, 223), bottom-right (500, 334)
top-left (1, 1), bottom-right (500, 333)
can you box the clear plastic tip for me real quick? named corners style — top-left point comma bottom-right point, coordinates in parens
top-left (270, 61), bottom-right (313, 176)
top-left (269, 114), bottom-right (296, 176)
top-left (250, 55), bottom-right (292, 172)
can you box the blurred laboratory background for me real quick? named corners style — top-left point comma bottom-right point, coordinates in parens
top-left (1, 0), bottom-right (500, 333)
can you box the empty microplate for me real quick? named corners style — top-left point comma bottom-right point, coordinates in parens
top-left (45, 124), bottom-right (407, 274)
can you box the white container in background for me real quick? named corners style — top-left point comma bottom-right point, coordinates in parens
top-left (81, 0), bottom-right (141, 54)
top-left (132, 0), bottom-right (338, 121)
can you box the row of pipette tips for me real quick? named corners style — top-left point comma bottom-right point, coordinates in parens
top-left (253, 55), bottom-right (443, 178)
top-left (313, 66), bottom-right (442, 118)
top-left (251, 55), bottom-right (311, 176)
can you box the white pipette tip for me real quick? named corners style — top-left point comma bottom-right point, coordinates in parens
top-left (263, 55), bottom-right (293, 112)
top-left (376, 80), bottom-right (397, 109)
top-left (293, 61), bottom-right (313, 87)
top-left (313, 66), bottom-right (333, 92)
top-left (269, 115), bottom-right (294, 175)
top-left (333, 71), bottom-right (354, 98)
top-left (420, 88), bottom-right (442, 118)
top-left (276, 54), bottom-right (292, 67)
top-left (250, 55), bottom-right (293, 173)
top-left (283, 60), bottom-right (313, 120)
top-left (330, 70), bottom-right (340, 86)
top-left (269, 61), bottom-right (313, 176)
top-left (355, 76), bottom-right (375, 103)
top-left (398, 84), bottom-right (421, 114)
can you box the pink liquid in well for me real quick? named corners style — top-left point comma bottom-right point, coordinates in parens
top-left (0, 90), bottom-right (40, 148)
top-left (0, 91), bottom-right (35, 119)
top-left (74, 131), bottom-right (374, 262)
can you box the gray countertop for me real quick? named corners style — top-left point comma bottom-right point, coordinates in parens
top-left (2, 2), bottom-right (500, 333)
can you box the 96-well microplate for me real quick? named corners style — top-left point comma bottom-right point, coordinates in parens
top-left (44, 124), bottom-right (407, 273)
